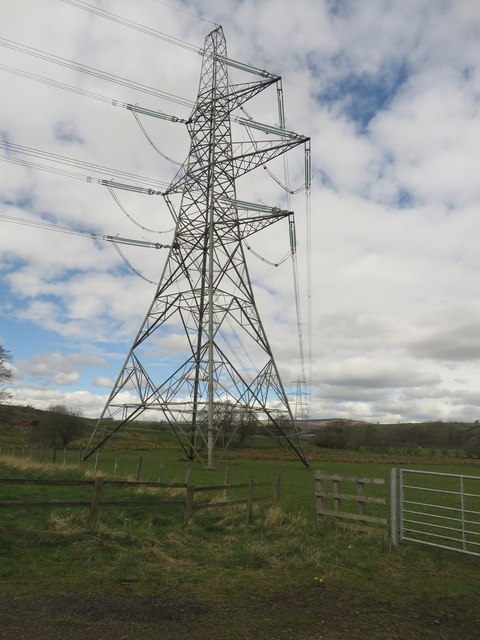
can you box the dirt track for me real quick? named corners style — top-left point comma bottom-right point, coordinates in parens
top-left (1, 586), bottom-right (479, 640)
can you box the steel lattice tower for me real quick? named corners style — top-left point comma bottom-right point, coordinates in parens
top-left (84, 27), bottom-right (309, 467)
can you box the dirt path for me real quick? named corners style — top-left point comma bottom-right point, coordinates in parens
top-left (1, 587), bottom-right (479, 640)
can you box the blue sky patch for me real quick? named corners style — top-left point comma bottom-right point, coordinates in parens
top-left (397, 188), bottom-right (415, 209)
top-left (54, 121), bottom-right (84, 144)
top-left (320, 61), bottom-right (409, 130)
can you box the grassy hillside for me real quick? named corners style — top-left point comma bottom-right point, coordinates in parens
top-left (1, 403), bottom-right (479, 639)
top-left (2, 402), bottom-right (480, 457)
top-left (0, 453), bottom-right (479, 639)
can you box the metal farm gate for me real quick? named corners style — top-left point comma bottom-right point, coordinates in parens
top-left (391, 469), bottom-right (480, 556)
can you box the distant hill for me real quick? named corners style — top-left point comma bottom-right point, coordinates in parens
top-left (301, 418), bottom-right (370, 432)
top-left (0, 403), bottom-right (49, 430)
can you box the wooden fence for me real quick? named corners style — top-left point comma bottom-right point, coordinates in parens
top-left (0, 446), bottom-right (219, 484)
top-left (314, 470), bottom-right (387, 532)
top-left (0, 473), bottom-right (281, 535)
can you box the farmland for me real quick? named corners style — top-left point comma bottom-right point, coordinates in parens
top-left (0, 415), bottom-right (479, 639)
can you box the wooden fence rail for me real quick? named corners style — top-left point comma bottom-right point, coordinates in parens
top-left (314, 470), bottom-right (387, 532)
top-left (0, 447), bottom-right (225, 485)
top-left (0, 474), bottom-right (281, 534)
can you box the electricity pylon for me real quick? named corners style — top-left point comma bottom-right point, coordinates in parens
top-left (84, 26), bottom-right (309, 467)
top-left (293, 379), bottom-right (310, 424)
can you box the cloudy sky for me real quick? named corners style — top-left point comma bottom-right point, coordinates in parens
top-left (2, 0), bottom-right (480, 424)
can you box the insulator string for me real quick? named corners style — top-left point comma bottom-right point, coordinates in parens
top-left (0, 211), bottom-right (171, 249)
top-left (0, 62), bottom-right (194, 114)
top-left (0, 140), bottom-right (168, 190)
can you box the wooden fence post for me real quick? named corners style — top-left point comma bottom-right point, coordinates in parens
top-left (185, 462), bottom-right (191, 484)
top-left (357, 480), bottom-right (366, 517)
top-left (333, 478), bottom-right (341, 512)
top-left (158, 459), bottom-right (164, 483)
top-left (184, 484), bottom-right (194, 525)
top-left (135, 456), bottom-right (143, 481)
top-left (94, 449), bottom-right (100, 474)
top-left (313, 470), bottom-right (387, 531)
top-left (87, 477), bottom-right (103, 532)
top-left (246, 480), bottom-right (254, 523)
top-left (274, 472), bottom-right (281, 508)
top-left (316, 471), bottom-right (327, 518)
top-left (223, 466), bottom-right (230, 501)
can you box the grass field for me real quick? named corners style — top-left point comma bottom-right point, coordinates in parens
top-left (0, 439), bottom-right (479, 639)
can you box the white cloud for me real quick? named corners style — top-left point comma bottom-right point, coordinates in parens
top-left (2, 0), bottom-right (480, 425)
top-left (16, 351), bottom-right (105, 386)
top-left (93, 376), bottom-right (115, 388)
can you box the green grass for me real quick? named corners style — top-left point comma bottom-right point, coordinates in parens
top-left (10, 439), bottom-right (480, 518)
top-left (0, 449), bottom-right (479, 639)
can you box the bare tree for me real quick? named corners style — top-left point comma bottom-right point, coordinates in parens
top-left (30, 404), bottom-right (85, 448)
top-left (0, 346), bottom-right (13, 403)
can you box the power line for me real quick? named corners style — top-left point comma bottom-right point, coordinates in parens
top-left (110, 241), bottom-right (160, 285)
top-left (131, 110), bottom-right (183, 165)
top-left (0, 37), bottom-right (194, 106)
top-left (60, 1), bottom-right (277, 82)
top-left (0, 140), bottom-right (168, 192)
top-left (150, 0), bottom-right (220, 28)
top-left (60, 0), bottom-right (202, 54)
top-left (0, 62), bottom-right (194, 113)
top-left (107, 187), bottom-right (174, 234)
top-left (0, 211), bottom-right (175, 250)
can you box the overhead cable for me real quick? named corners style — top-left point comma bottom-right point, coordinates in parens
top-left (245, 242), bottom-right (291, 267)
top-left (0, 212), bottom-right (175, 249)
top-left (304, 140), bottom-right (313, 399)
top-left (0, 63), bottom-right (194, 114)
top-left (131, 110), bottom-right (183, 166)
top-left (0, 153), bottom-right (162, 193)
top-left (151, 0), bottom-right (220, 28)
top-left (0, 140), bottom-right (167, 191)
top-left (107, 186), bottom-right (175, 234)
top-left (60, 0), bottom-right (202, 54)
top-left (62, 0), bottom-right (276, 82)
top-left (263, 165), bottom-right (305, 194)
top-left (111, 240), bottom-right (159, 284)
top-left (0, 37), bottom-right (193, 106)
top-left (237, 105), bottom-right (307, 193)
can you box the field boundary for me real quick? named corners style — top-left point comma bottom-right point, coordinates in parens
top-left (314, 470), bottom-right (387, 533)
top-left (392, 468), bottom-right (480, 556)
top-left (0, 473), bottom-right (281, 534)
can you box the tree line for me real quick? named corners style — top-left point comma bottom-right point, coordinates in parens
top-left (0, 346), bottom-right (12, 403)
top-left (1, 346), bottom-right (85, 448)
top-left (309, 421), bottom-right (480, 457)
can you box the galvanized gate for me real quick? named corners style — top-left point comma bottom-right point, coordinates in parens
top-left (391, 469), bottom-right (480, 556)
